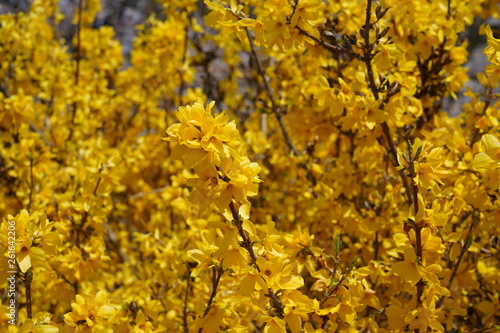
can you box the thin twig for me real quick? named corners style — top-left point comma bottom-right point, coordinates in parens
top-left (464, 322), bottom-right (500, 333)
top-left (203, 265), bottom-right (224, 318)
top-left (436, 211), bottom-right (476, 308)
top-left (229, 202), bottom-right (259, 266)
top-left (69, 0), bottom-right (84, 141)
top-left (362, 0), bottom-right (379, 101)
top-left (244, 27), bottom-right (319, 188)
top-left (381, 122), bottom-right (414, 204)
top-left (319, 267), bottom-right (352, 307)
top-left (178, 14), bottom-right (191, 104)
top-left (183, 264), bottom-right (191, 333)
top-left (359, 0), bottom-right (413, 205)
top-left (24, 269), bottom-right (33, 319)
top-left (243, 28), bottom-right (301, 156)
top-left (406, 143), bottom-right (425, 306)
top-left (27, 153), bottom-right (34, 213)
top-left (469, 86), bottom-right (493, 147)
top-left (114, 185), bottom-right (170, 203)
top-left (229, 202), bottom-right (285, 319)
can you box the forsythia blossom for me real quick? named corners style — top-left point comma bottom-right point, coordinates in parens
top-left (165, 100), bottom-right (261, 218)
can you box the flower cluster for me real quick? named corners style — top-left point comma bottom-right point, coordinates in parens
top-left (165, 100), bottom-right (261, 218)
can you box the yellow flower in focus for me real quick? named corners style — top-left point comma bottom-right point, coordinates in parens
top-left (165, 100), bottom-right (261, 216)
top-left (64, 291), bottom-right (115, 332)
top-left (165, 100), bottom-right (240, 169)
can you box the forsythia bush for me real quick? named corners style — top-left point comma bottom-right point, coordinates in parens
top-left (0, 0), bottom-right (499, 332)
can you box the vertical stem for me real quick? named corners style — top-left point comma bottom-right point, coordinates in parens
top-left (229, 202), bottom-right (259, 266)
top-left (468, 86), bottom-right (493, 147)
top-left (362, 0), bottom-right (379, 101)
top-left (183, 264), bottom-right (191, 333)
top-left (25, 269), bottom-right (33, 319)
top-left (243, 27), bottom-right (300, 157)
top-left (408, 150), bottom-right (424, 306)
top-left (228, 202), bottom-right (285, 318)
top-left (178, 15), bottom-right (191, 105)
top-left (74, 0), bottom-right (83, 88)
top-left (202, 265), bottom-right (224, 317)
top-left (436, 211), bottom-right (476, 308)
top-left (70, 0), bottom-right (84, 137)
top-left (27, 153), bottom-right (34, 213)
top-left (414, 228), bottom-right (424, 306)
top-left (243, 26), bottom-right (318, 190)
top-left (373, 231), bottom-right (379, 261)
top-left (382, 123), bottom-right (414, 204)
top-left (361, 0), bottom-right (413, 204)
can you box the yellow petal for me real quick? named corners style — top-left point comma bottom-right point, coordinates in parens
top-left (29, 247), bottom-right (46, 262)
top-left (393, 261), bottom-right (421, 285)
top-left (385, 305), bottom-right (407, 330)
top-left (43, 232), bottom-right (62, 246)
top-left (264, 318), bottom-right (287, 333)
top-left (17, 252), bottom-right (32, 273)
top-left (97, 304), bottom-right (116, 318)
top-left (284, 313), bottom-right (302, 333)
top-left (472, 152), bottom-right (493, 170)
top-left (481, 134), bottom-right (500, 150)
top-left (240, 273), bottom-right (257, 297)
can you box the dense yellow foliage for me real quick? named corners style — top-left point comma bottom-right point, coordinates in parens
top-left (0, 0), bottom-right (499, 332)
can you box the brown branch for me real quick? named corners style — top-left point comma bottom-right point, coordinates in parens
top-left (202, 264), bottom-right (224, 318)
top-left (381, 122), bottom-right (414, 204)
top-left (436, 211), bottom-right (476, 308)
top-left (229, 202), bottom-right (259, 267)
top-left (178, 14), bottom-right (191, 103)
top-left (229, 202), bottom-right (285, 319)
top-left (468, 86), bottom-right (493, 147)
top-left (359, 0), bottom-right (414, 205)
top-left (361, 0), bottom-right (379, 101)
top-left (244, 27), bottom-right (300, 157)
top-left (24, 269), bottom-right (33, 319)
top-left (319, 267), bottom-right (351, 307)
top-left (69, 0), bottom-right (84, 141)
top-left (406, 143), bottom-right (425, 306)
top-left (74, 0), bottom-right (83, 87)
top-left (295, 26), bottom-right (344, 53)
top-left (74, 1), bottom-right (83, 93)
top-left (244, 27), bottom-right (319, 189)
top-left (27, 153), bottom-right (34, 213)
top-left (464, 322), bottom-right (500, 333)
top-left (183, 264), bottom-right (191, 333)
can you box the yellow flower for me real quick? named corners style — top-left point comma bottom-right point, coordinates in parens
top-left (473, 134), bottom-right (500, 170)
top-left (473, 134), bottom-right (500, 189)
top-left (392, 247), bottom-right (421, 286)
top-left (262, 316), bottom-right (287, 333)
top-left (165, 100), bottom-right (261, 216)
top-left (257, 256), bottom-right (304, 290)
top-left (11, 318), bottom-right (59, 333)
top-left (484, 25), bottom-right (500, 64)
top-left (1, 210), bottom-right (62, 273)
top-left (64, 291), bottom-right (115, 332)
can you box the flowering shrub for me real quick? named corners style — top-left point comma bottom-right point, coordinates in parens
top-left (0, 0), bottom-right (499, 332)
